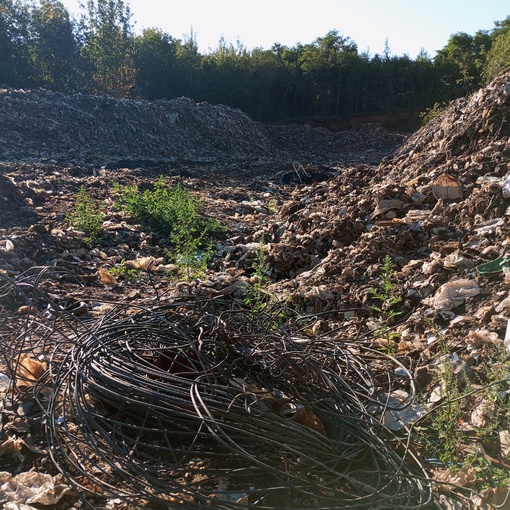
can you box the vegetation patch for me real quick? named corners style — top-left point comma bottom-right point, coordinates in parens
top-left (113, 177), bottom-right (225, 278)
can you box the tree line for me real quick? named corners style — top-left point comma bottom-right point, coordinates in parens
top-left (1, 0), bottom-right (510, 121)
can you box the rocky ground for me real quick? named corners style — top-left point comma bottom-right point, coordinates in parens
top-left (0, 72), bottom-right (510, 510)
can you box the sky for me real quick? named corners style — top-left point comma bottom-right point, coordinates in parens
top-left (60, 0), bottom-right (510, 58)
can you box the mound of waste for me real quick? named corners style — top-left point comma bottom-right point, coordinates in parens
top-left (0, 87), bottom-right (405, 166)
top-left (1, 71), bottom-right (510, 510)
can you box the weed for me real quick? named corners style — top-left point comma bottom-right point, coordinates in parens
top-left (465, 453), bottom-right (510, 491)
top-left (113, 178), bottom-right (225, 278)
top-left (420, 101), bottom-right (447, 125)
top-left (67, 186), bottom-right (104, 244)
top-left (414, 331), bottom-right (510, 487)
top-left (474, 342), bottom-right (510, 443)
top-left (243, 238), bottom-right (275, 313)
top-left (169, 244), bottom-right (212, 281)
top-left (430, 352), bottom-right (466, 466)
top-left (107, 260), bottom-right (140, 282)
top-left (268, 199), bottom-right (278, 215)
top-left (368, 254), bottom-right (402, 354)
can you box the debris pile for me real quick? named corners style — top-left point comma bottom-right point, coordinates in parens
top-left (0, 87), bottom-right (405, 166)
top-left (1, 70), bottom-right (510, 509)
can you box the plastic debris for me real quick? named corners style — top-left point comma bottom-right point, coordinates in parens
top-left (372, 198), bottom-right (405, 218)
top-left (502, 175), bottom-right (510, 198)
top-left (382, 390), bottom-right (427, 431)
top-left (443, 253), bottom-right (474, 269)
top-left (0, 239), bottom-right (14, 253)
top-left (431, 279), bottom-right (480, 311)
top-left (474, 218), bottom-right (505, 235)
top-left (0, 373), bottom-right (10, 393)
top-left (505, 319), bottom-right (510, 352)
top-left (0, 471), bottom-right (71, 506)
top-left (476, 256), bottom-right (510, 276)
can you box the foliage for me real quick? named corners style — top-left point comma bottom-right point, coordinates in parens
top-left (67, 186), bottom-right (104, 242)
top-left (267, 199), bottom-right (278, 215)
top-left (243, 237), bottom-right (272, 312)
top-left (1, 1), bottom-right (510, 117)
top-left (483, 25), bottom-right (510, 82)
top-left (0, 0), bottom-right (32, 87)
top-left (429, 352), bottom-right (466, 466)
top-left (113, 177), bottom-right (224, 279)
top-left (414, 333), bottom-right (510, 483)
top-left (80, 0), bottom-right (136, 96)
top-left (368, 254), bottom-right (402, 353)
top-left (419, 101), bottom-right (448, 125)
top-left (134, 28), bottom-right (178, 99)
top-left (29, 0), bottom-right (79, 92)
top-left (107, 259), bottom-right (140, 281)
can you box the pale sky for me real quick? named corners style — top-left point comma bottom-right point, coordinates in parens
top-left (61, 0), bottom-right (510, 58)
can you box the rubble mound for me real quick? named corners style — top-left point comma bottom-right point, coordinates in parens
top-left (381, 71), bottom-right (510, 186)
top-left (266, 70), bottom-right (510, 314)
top-left (0, 88), bottom-right (405, 166)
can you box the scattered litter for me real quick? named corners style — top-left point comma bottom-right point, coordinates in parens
top-left (476, 255), bottom-right (510, 276)
top-left (0, 373), bottom-right (10, 392)
top-left (382, 390), bottom-right (427, 431)
top-left (430, 279), bottom-right (481, 311)
top-left (431, 174), bottom-right (463, 200)
top-left (502, 175), bottom-right (510, 198)
top-left (505, 319), bottom-right (510, 351)
top-left (0, 471), bottom-right (71, 506)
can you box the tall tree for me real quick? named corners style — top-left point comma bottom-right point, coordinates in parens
top-left (434, 31), bottom-right (491, 99)
top-left (0, 0), bottom-right (31, 87)
top-left (299, 30), bottom-right (359, 116)
top-left (202, 38), bottom-right (251, 110)
top-left (173, 28), bottom-right (202, 98)
top-left (134, 28), bottom-right (178, 99)
top-left (29, 0), bottom-right (79, 92)
top-left (483, 16), bottom-right (510, 82)
top-left (81, 0), bottom-right (136, 97)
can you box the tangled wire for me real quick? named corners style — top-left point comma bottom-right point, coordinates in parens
top-left (0, 269), bottom-right (433, 509)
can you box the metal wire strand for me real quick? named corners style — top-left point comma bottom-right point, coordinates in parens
top-left (1, 270), bottom-right (433, 509)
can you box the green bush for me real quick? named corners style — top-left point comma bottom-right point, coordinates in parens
top-left (67, 186), bottom-right (104, 242)
top-left (419, 102), bottom-right (448, 125)
top-left (113, 177), bottom-right (224, 277)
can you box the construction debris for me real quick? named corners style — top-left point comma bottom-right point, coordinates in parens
top-left (1, 69), bottom-right (510, 509)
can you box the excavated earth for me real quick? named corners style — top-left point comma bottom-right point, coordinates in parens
top-left (1, 71), bottom-right (510, 509)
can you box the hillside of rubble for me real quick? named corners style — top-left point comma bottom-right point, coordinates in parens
top-left (0, 71), bottom-right (510, 510)
top-left (0, 87), bottom-right (406, 167)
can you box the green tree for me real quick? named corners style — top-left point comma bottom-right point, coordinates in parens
top-left (134, 28), bottom-right (178, 99)
top-left (202, 38), bottom-right (252, 110)
top-left (173, 28), bottom-right (203, 98)
top-left (483, 16), bottom-right (510, 82)
top-left (81, 0), bottom-right (136, 97)
top-left (434, 31), bottom-right (491, 99)
top-left (299, 30), bottom-right (359, 117)
top-left (0, 0), bottom-right (32, 87)
top-left (29, 0), bottom-right (79, 92)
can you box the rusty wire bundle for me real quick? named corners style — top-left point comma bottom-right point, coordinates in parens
top-left (0, 269), bottom-right (433, 509)
top-left (39, 299), bottom-right (432, 509)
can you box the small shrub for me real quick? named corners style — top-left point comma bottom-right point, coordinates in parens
top-left (107, 260), bottom-right (140, 282)
top-left (244, 238), bottom-right (274, 313)
top-left (113, 178), bottom-right (224, 278)
top-left (67, 186), bottom-right (104, 243)
top-left (420, 102), bottom-right (448, 125)
top-left (268, 199), bottom-right (278, 215)
top-left (369, 254), bottom-right (402, 353)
